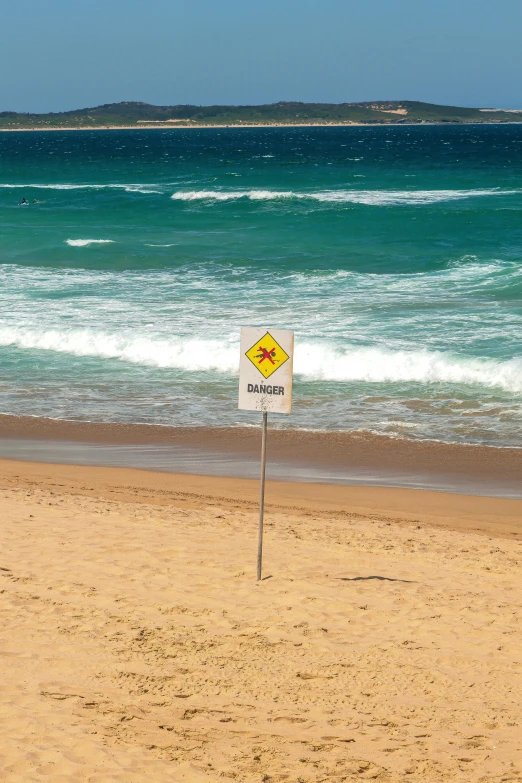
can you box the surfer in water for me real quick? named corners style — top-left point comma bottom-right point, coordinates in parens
top-left (19, 197), bottom-right (28, 205)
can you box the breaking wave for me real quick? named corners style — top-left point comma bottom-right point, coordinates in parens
top-left (66, 239), bottom-right (115, 247)
top-left (170, 188), bottom-right (520, 206)
top-left (2, 183), bottom-right (519, 205)
top-left (1, 327), bottom-right (521, 393)
top-left (0, 183), bottom-right (162, 194)
top-left (295, 345), bottom-right (522, 392)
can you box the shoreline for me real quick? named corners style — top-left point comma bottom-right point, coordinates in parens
top-left (0, 414), bottom-right (520, 498)
top-left (2, 121), bottom-right (522, 132)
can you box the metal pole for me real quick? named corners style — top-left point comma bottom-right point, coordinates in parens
top-left (256, 411), bottom-right (268, 581)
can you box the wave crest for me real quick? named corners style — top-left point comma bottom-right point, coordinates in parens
top-left (0, 329), bottom-right (237, 372)
top-left (66, 239), bottom-right (115, 247)
top-left (0, 183), bottom-right (162, 194)
top-left (2, 183), bottom-right (518, 205)
top-left (296, 345), bottom-right (522, 391)
top-left (1, 327), bottom-right (521, 392)
top-left (170, 188), bottom-right (519, 206)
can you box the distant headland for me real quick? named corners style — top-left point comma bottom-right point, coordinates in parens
top-left (1, 100), bottom-right (522, 130)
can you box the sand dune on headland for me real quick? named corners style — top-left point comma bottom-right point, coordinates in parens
top-left (0, 459), bottom-right (521, 782)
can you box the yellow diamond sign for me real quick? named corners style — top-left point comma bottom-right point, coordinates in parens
top-left (245, 332), bottom-right (290, 379)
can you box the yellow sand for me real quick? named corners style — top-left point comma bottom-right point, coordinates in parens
top-left (1, 459), bottom-right (521, 782)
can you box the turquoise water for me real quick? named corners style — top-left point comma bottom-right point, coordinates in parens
top-left (1, 125), bottom-right (521, 446)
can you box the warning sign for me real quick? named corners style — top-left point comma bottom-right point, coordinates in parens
top-left (239, 327), bottom-right (294, 414)
top-left (245, 333), bottom-right (290, 379)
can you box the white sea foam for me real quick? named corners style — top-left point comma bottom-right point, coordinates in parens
top-left (0, 329), bottom-right (237, 372)
top-left (294, 345), bottom-right (522, 392)
top-left (0, 183), bottom-right (162, 194)
top-left (171, 189), bottom-right (294, 201)
top-left (66, 239), bottom-right (115, 247)
top-left (119, 185), bottom-right (163, 194)
top-left (3, 183), bottom-right (518, 204)
top-left (0, 183), bottom-right (93, 190)
top-left (170, 188), bottom-right (519, 205)
top-left (1, 327), bottom-right (521, 393)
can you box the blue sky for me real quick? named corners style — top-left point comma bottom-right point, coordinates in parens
top-left (1, 0), bottom-right (521, 112)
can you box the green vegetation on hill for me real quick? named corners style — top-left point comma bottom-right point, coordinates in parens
top-left (1, 100), bottom-right (520, 129)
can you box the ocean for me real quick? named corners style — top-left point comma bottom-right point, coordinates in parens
top-left (1, 124), bottom-right (521, 447)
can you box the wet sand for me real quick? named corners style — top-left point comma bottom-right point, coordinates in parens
top-left (1, 456), bottom-right (521, 782)
top-left (0, 415), bottom-right (521, 498)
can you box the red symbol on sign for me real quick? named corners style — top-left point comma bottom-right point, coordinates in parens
top-left (245, 332), bottom-right (289, 379)
top-left (256, 345), bottom-right (276, 365)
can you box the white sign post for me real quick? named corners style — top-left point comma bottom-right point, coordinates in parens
top-left (238, 327), bottom-right (294, 581)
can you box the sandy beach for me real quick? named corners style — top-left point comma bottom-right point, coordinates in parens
top-left (0, 122), bottom-right (500, 132)
top-left (2, 121), bottom-right (522, 132)
top-left (0, 122), bottom-right (371, 132)
top-left (1, 456), bottom-right (521, 782)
